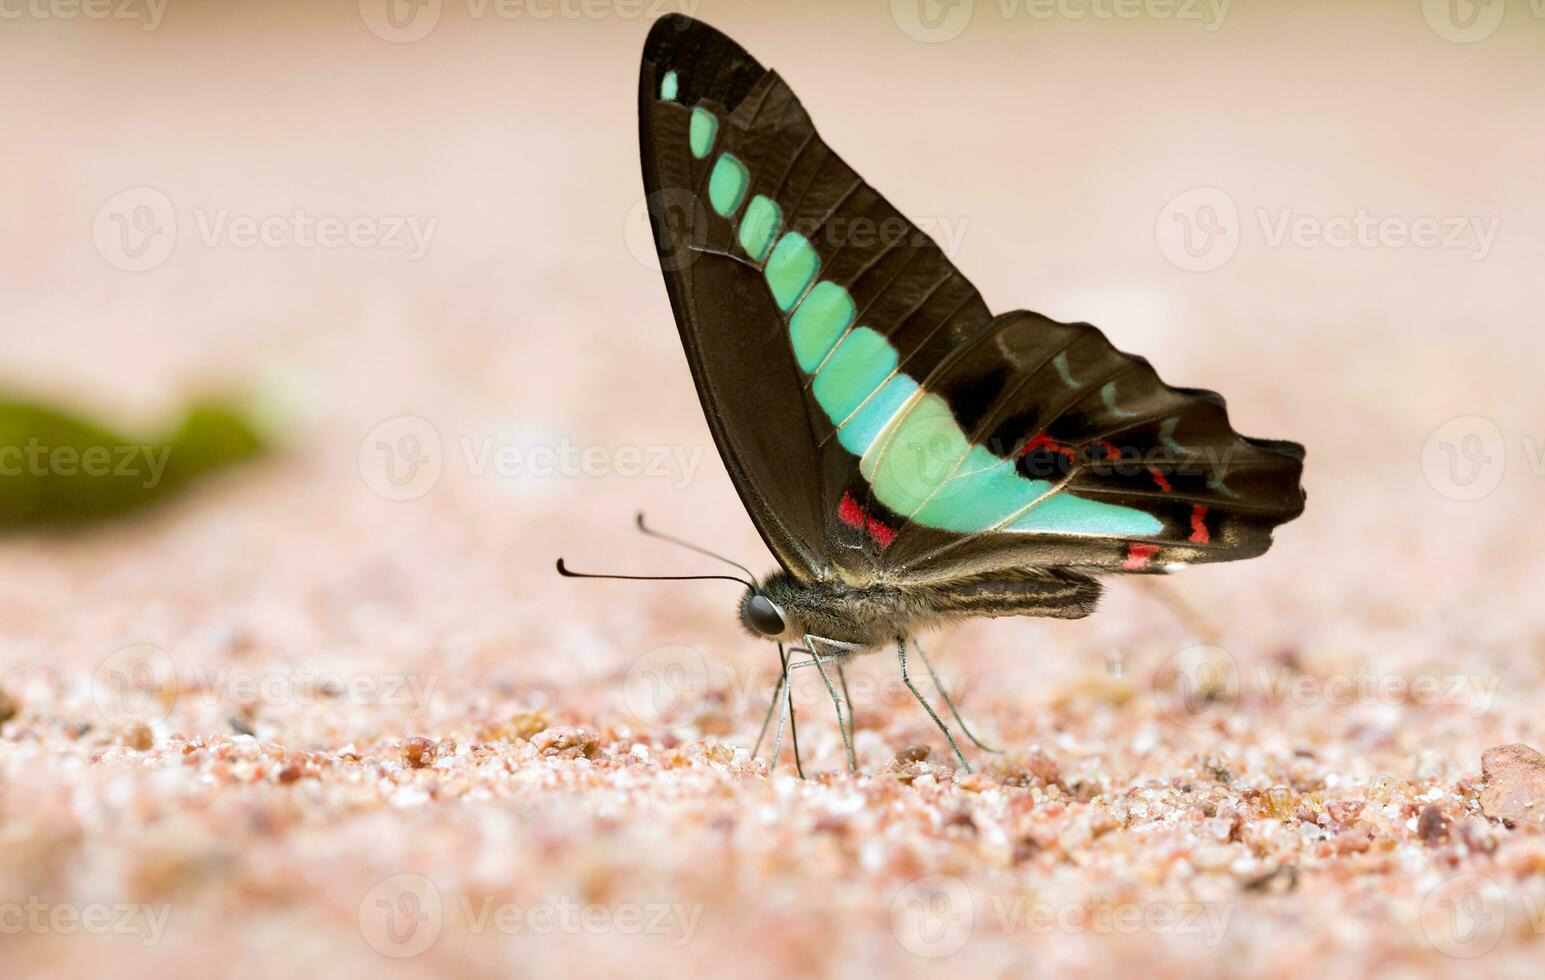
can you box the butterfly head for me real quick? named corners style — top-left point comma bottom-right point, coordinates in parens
top-left (738, 587), bottom-right (792, 641)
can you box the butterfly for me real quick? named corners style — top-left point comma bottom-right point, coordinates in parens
top-left (568, 14), bottom-right (1304, 775)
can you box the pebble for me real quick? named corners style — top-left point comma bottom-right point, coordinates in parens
top-left (1479, 743), bottom-right (1545, 831)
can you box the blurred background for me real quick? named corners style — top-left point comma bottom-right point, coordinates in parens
top-left (2, 1), bottom-right (1543, 977)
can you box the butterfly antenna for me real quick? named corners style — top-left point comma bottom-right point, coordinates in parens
top-left (635, 512), bottom-right (760, 584)
top-left (555, 558), bottom-right (753, 589)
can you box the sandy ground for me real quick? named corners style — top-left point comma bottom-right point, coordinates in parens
top-left (3, 1), bottom-right (1545, 977)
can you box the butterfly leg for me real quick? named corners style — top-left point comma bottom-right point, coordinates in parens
top-left (766, 642), bottom-right (805, 779)
top-left (913, 638), bottom-right (1000, 753)
top-left (751, 646), bottom-right (786, 759)
top-left (897, 637), bottom-right (972, 773)
top-left (804, 635), bottom-right (859, 774)
top-left (837, 662), bottom-right (855, 750)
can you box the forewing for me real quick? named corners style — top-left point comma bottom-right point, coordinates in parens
top-left (640, 16), bottom-right (1304, 589)
top-left (640, 15), bottom-right (994, 583)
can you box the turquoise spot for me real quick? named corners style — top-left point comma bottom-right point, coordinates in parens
top-left (689, 107), bottom-right (718, 160)
top-left (788, 281), bottom-right (854, 372)
top-left (660, 71), bottom-right (679, 101)
top-left (859, 392), bottom-right (972, 516)
top-left (738, 195), bottom-right (782, 262)
top-left (813, 327), bottom-right (897, 425)
top-left (764, 275), bottom-right (1166, 539)
top-left (708, 154), bottom-right (749, 217)
top-left (1008, 493), bottom-right (1163, 537)
top-left (1054, 352), bottom-right (1079, 387)
top-left (1100, 381), bottom-right (1137, 418)
top-left (837, 374), bottom-right (918, 455)
top-left (913, 449), bottom-right (1050, 531)
top-left (764, 233), bottom-right (821, 311)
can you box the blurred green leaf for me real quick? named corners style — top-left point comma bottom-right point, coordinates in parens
top-left (0, 395), bottom-right (266, 529)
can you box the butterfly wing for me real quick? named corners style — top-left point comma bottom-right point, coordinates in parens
top-left (639, 15), bottom-right (1303, 589)
top-left (640, 15), bottom-right (994, 582)
top-left (853, 309), bottom-right (1306, 583)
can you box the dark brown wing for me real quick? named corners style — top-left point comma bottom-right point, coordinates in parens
top-left (640, 15), bottom-right (993, 583)
top-left (639, 15), bottom-right (1304, 589)
top-left (857, 310), bottom-right (1306, 583)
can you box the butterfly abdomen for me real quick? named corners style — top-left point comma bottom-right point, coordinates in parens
top-left (756, 566), bottom-right (1101, 651)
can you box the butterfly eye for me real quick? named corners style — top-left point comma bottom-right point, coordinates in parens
top-left (744, 594), bottom-right (787, 637)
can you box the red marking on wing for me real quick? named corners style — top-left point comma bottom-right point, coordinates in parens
top-left (1122, 543), bottom-right (1161, 571)
top-left (866, 517), bottom-right (897, 550)
top-left (837, 492), bottom-right (895, 551)
top-left (1092, 439), bottom-right (1121, 461)
top-left (1022, 432), bottom-right (1077, 462)
top-left (1189, 505), bottom-right (1211, 544)
top-left (1149, 467), bottom-right (1173, 493)
top-left (838, 492), bottom-right (865, 530)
